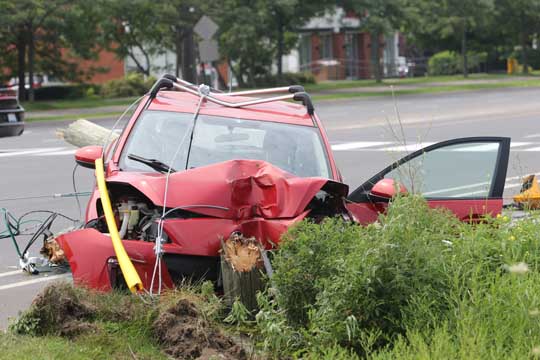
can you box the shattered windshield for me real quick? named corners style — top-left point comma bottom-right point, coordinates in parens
top-left (119, 110), bottom-right (331, 178)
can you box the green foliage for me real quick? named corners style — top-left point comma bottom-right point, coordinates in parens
top-left (428, 51), bottom-right (461, 75)
top-left (100, 73), bottom-right (156, 98)
top-left (0, 0), bottom-right (103, 98)
top-left (494, 0), bottom-right (540, 73)
top-left (217, 0), bottom-right (332, 87)
top-left (254, 72), bottom-right (316, 87)
top-left (255, 195), bottom-right (540, 358)
top-left (33, 85), bottom-right (101, 101)
top-left (429, 51), bottom-right (487, 75)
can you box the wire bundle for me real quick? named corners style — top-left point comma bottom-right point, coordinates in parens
top-left (0, 208), bottom-right (78, 262)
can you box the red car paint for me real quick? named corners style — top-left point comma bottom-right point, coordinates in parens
top-left (60, 90), bottom-right (511, 291)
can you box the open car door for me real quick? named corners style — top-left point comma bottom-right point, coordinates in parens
top-left (346, 137), bottom-right (511, 223)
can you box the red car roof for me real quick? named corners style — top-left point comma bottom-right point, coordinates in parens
top-left (147, 90), bottom-right (315, 127)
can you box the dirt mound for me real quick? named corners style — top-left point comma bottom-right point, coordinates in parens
top-left (24, 282), bottom-right (97, 337)
top-left (153, 299), bottom-right (246, 360)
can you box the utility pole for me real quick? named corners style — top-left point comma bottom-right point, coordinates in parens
top-left (182, 28), bottom-right (196, 83)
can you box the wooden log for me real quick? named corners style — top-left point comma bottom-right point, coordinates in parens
top-left (220, 234), bottom-right (266, 313)
top-left (56, 119), bottom-right (118, 148)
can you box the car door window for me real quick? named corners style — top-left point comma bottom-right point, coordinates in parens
top-left (384, 142), bottom-right (500, 198)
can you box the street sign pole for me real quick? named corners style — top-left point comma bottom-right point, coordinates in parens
top-left (194, 16), bottom-right (220, 88)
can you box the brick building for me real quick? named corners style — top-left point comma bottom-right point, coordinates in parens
top-left (282, 8), bottom-right (406, 81)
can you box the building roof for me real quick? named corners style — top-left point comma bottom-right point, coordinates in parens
top-left (148, 90), bottom-right (315, 127)
top-left (302, 8), bottom-right (361, 32)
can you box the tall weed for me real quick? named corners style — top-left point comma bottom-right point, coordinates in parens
top-left (259, 195), bottom-right (540, 358)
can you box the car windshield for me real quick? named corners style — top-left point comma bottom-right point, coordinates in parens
top-left (119, 110), bottom-right (331, 178)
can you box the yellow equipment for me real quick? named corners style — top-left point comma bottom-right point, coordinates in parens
top-left (95, 158), bottom-right (143, 293)
top-left (513, 174), bottom-right (540, 209)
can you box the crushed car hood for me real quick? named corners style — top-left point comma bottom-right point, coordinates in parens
top-left (108, 159), bottom-right (347, 219)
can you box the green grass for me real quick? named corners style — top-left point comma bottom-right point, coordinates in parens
top-left (22, 97), bottom-right (137, 112)
top-left (311, 78), bottom-right (540, 101)
top-left (26, 111), bottom-right (123, 122)
top-left (0, 328), bottom-right (166, 360)
top-left (303, 73), bottom-right (538, 92)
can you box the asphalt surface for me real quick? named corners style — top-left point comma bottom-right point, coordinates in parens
top-left (1, 86), bottom-right (540, 329)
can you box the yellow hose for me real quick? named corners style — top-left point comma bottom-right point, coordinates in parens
top-left (95, 158), bottom-right (143, 293)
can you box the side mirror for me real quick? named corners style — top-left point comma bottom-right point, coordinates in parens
top-left (75, 146), bottom-right (103, 169)
top-left (370, 178), bottom-right (407, 199)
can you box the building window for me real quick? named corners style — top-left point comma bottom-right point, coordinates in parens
top-left (320, 33), bottom-right (333, 59)
top-left (299, 34), bottom-right (312, 69)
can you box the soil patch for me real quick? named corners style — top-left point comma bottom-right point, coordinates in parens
top-left (24, 283), bottom-right (97, 337)
top-left (153, 299), bottom-right (246, 360)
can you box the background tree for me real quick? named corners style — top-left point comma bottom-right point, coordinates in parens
top-left (339, 0), bottom-right (410, 83)
top-left (494, 0), bottom-right (540, 74)
top-left (98, 0), bottom-right (163, 77)
top-left (153, 0), bottom-right (216, 83)
top-left (407, 0), bottom-right (494, 77)
top-left (267, 0), bottom-right (333, 77)
top-left (0, 0), bottom-right (102, 101)
top-left (217, 0), bottom-right (275, 87)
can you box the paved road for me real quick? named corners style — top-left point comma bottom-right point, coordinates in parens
top-left (1, 87), bottom-right (540, 329)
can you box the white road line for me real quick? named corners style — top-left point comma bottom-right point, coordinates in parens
top-left (0, 147), bottom-right (65, 157)
top-left (510, 142), bottom-right (533, 148)
top-left (331, 141), bottom-right (540, 152)
top-left (331, 141), bottom-right (391, 151)
top-left (419, 172), bottom-right (540, 197)
top-left (0, 274), bottom-right (70, 291)
top-left (453, 182), bottom-right (523, 197)
top-left (36, 149), bottom-right (76, 156)
top-left (0, 270), bottom-right (23, 278)
top-left (452, 143), bottom-right (499, 152)
top-left (382, 142), bottom-right (435, 152)
top-left (522, 146), bottom-right (540, 152)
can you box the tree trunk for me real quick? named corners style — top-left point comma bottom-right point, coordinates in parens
top-left (127, 51), bottom-right (149, 77)
top-left (371, 32), bottom-right (382, 83)
top-left (247, 64), bottom-right (256, 88)
top-left (16, 31), bottom-right (27, 102)
top-left (521, 31), bottom-right (529, 74)
top-left (182, 29), bottom-right (196, 83)
top-left (175, 27), bottom-right (183, 77)
top-left (462, 22), bottom-right (468, 78)
top-left (220, 235), bottom-right (266, 313)
top-left (28, 25), bottom-right (35, 102)
top-left (229, 60), bottom-right (244, 88)
top-left (277, 21), bottom-right (284, 78)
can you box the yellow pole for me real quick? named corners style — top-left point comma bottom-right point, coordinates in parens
top-left (95, 158), bottom-right (143, 293)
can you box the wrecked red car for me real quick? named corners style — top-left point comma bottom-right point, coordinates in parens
top-left (56, 75), bottom-right (510, 292)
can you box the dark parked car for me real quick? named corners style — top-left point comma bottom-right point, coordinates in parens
top-left (0, 88), bottom-right (24, 137)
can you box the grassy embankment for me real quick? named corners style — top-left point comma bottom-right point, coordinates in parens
top-left (23, 73), bottom-right (540, 122)
top-left (4, 195), bottom-right (540, 359)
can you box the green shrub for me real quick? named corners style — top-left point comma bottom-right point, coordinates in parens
top-left (428, 51), bottom-right (461, 75)
top-left (254, 72), bottom-right (316, 87)
top-left (34, 84), bottom-right (99, 100)
top-left (428, 51), bottom-right (487, 75)
top-left (257, 195), bottom-right (540, 358)
top-left (100, 73), bottom-right (156, 98)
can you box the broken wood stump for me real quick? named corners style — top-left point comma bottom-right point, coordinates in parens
top-left (56, 119), bottom-right (118, 148)
top-left (220, 234), bottom-right (267, 313)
